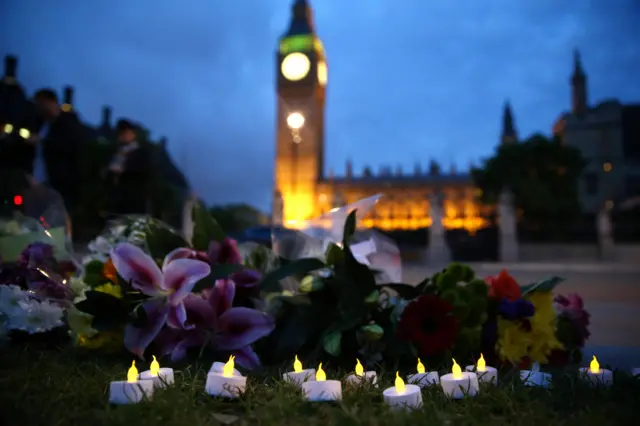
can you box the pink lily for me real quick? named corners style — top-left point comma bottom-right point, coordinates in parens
top-left (110, 243), bottom-right (211, 357)
top-left (157, 278), bottom-right (274, 369)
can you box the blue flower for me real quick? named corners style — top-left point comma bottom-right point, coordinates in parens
top-left (498, 298), bottom-right (534, 320)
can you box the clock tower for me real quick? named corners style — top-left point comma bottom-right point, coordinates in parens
top-left (273, 0), bottom-right (327, 226)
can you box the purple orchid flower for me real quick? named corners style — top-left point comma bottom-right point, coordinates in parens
top-left (555, 293), bottom-right (590, 345)
top-left (208, 238), bottom-right (243, 265)
top-left (110, 243), bottom-right (211, 358)
top-left (157, 278), bottom-right (274, 369)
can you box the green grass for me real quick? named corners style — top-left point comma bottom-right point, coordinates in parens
top-left (1, 346), bottom-right (640, 426)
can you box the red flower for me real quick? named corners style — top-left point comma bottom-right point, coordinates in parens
top-left (397, 295), bottom-right (459, 357)
top-left (485, 270), bottom-right (521, 301)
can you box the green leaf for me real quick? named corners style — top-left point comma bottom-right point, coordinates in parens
top-left (520, 276), bottom-right (565, 296)
top-left (84, 260), bottom-right (105, 276)
top-left (259, 258), bottom-right (326, 293)
top-left (381, 283), bottom-right (421, 300)
top-left (83, 272), bottom-right (104, 288)
top-left (75, 291), bottom-right (130, 323)
top-left (324, 243), bottom-right (344, 266)
top-left (342, 210), bottom-right (357, 246)
top-left (191, 262), bottom-right (245, 292)
top-left (145, 224), bottom-right (189, 260)
top-left (191, 202), bottom-right (225, 250)
top-left (323, 330), bottom-right (342, 356)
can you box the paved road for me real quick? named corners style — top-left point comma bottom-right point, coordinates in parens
top-left (403, 263), bottom-right (640, 349)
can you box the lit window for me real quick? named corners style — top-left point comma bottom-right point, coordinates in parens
top-left (3, 123), bottom-right (13, 133)
top-left (603, 162), bottom-right (612, 172)
top-left (19, 128), bottom-right (30, 139)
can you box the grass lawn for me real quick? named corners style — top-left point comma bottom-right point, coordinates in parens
top-left (2, 346), bottom-right (639, 426)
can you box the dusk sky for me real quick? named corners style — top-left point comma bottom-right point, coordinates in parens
top-left (2, 0), bottom-right (639, 212)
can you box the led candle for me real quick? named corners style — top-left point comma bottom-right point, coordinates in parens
top-left (383, 371), bottom-right (423, 410)
top-left (440, 359), bottom-right (479, 399)
top-left (579, 356), bottom-right (613, 387)
top-left (346, 359), bottom-right (378, 386)
top-left (407, 358), bottom-right (439, 388)
top-left (282, 355), bottom-right (315, 386)
top-left (109, 361), bottom-right (154, 405)
top-left (139, 355), bottom-right (175, 389)
top-left (205, 355), bottom-right (247, 398)
top-left (520, 362), bottom-right (552, 388)
top-left (301, 363), bottom-right (342, 401)
top-left (465, 354), bottom-right (497, 384)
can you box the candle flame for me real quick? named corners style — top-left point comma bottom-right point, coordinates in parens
top-left (127, 360), bottom-right (138, 383)
top-left (477, 353), bottom-right (486, 372)
top-left (293, 355), bottom-right (302, 373)
top-left (355, 359), bottom-right (364, 376)
top-left (150, 355), bottom-right (160, 376)
top-left (590, 355), bottom-right (600, 374)
top-left (417, 358), bottom-right (425, 374)
top-left (316, 363), bottom-right (326, 381)
top-left (395, 371), bottom-right (405, 394)
top-left (452, 359), bottom-right (462, 380)
top-left (223, 355), bottom-right (235, 378)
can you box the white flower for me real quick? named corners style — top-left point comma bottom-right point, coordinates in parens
top-left (0, 285), bottom-right (31, 317)
top-left (6, 299), bottom-right (64, 334)
top-left (88, 236), bottom-right (112, 254)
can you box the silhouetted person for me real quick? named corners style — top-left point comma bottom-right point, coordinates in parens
top-left (105, 119), bottom-right (152, 215)
top-left (33, 88), bottom-right (84, 211)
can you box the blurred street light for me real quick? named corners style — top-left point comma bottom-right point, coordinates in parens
top-left (287, 112), bottom-right (305, 130)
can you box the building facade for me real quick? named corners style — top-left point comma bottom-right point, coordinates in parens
top-left (553, 51), bottom-right (640, 213)
top-left (272, 0), bottom-right (514, 232)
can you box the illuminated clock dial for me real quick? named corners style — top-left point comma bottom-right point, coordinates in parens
top-left (281, 52), bottom-right (310, 81)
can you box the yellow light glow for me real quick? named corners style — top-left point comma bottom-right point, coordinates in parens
top-left (286, 112), bottom-right (305, 130)
top-left (316, 363), bottom-right (326, 382)
top-left (603, 162), bottom-right (612, 172)
top-left (223, 355), bottom-right (235, 378)
top-left (150, 355), bottom-right (160, 376)
top-left (590, 355), bottom-right (600, 374)
top-left (293, 355), bottom-right (302, 373)
top-left (417, 359), bottom-right (425, 374)
top-left (355, 359), bottom-right (364, 376)
top-left (477, 354), bottom-right (486, 372)
top-left (317, 61), bottom-right (328, 86)
top-left (127, 360), bottom-right (138, 383)
top-left (3, 123), bottom-right (13, 133)
top-left (395, 371), bottom-right (405, 394)
top-left (452, 359), bottom-right (462, 380)
top-left (281, 52), bottom-right (310, 81)
top-left (19, 128), bottom-right (30, 139)
top-left (61, 103), bottom-right (72, 112)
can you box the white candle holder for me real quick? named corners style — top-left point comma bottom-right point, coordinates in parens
top-left (579, 367), bottom-right (613, 387)
top-left (109, 380), bottom-right (154, 404)
top-left (345, 371), bottom-right (378, 386)
top-left (383, 384), bottom-right (423, 410)
top-left (466, 365), bottom-right (498, 384)
top-left (440, 372), bottom-right (479, 399)
top-left (407, 372), bottom-right (439, 388)
top-left (520, 370), bottom-right (552, 388)
top-left (282, 369), bottom-right (316, 386)
top-left (205, 372), bottom-right (247, 398)
top-left (139, 368), bottom-right (175, 389)
top-left (302, 380), bottom-right (342, 401)
top-left (210, 361), bottom-right (242, 377)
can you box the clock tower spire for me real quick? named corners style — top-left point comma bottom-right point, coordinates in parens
top-left (273, 0), bottom-right (327, 226)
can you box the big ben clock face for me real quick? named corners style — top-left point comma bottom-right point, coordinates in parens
top-left (317, 61), bottom-right (327, 86)
top-left (281, 52), bottom-right (310, 81)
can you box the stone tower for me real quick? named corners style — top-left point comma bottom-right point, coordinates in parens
top-left (501, 100), bottom-right (518, 145)
top-left (571, 49), bottom-right (588, 116)
top-left (273, 0), bottom-right (327, 225)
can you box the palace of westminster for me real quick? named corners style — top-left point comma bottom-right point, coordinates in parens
top-left (272, 1), bottom-right (640, 232)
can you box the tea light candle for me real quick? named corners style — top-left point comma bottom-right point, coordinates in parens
top-left (282, 355), bottom-right (315, 386)
top-left (109, 361), bottom-right (154, 404)
top-left (139, 355), bottom-right (175, 389)
top-left (407, 358), bottom-right (439, 388)
top-left (346, 359), bottom-right (378, 386)
top-left (465, 354), bottom-right (497, 384)
top-left (579, 356), bottom-right (613, 387)
top-left (205, 355), bottom-right (247, 398)
top-left (520, 362), bottom-right (551, 388)
top-left (383, 372), bottom-right (423, 410)
top-left (302, 363), bottom-right (342, 401)
top-left (440, 359), bottom-right (479, 399)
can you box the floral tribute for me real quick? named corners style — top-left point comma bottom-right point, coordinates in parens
top-left (0, 198), bottom-right (591, 372)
